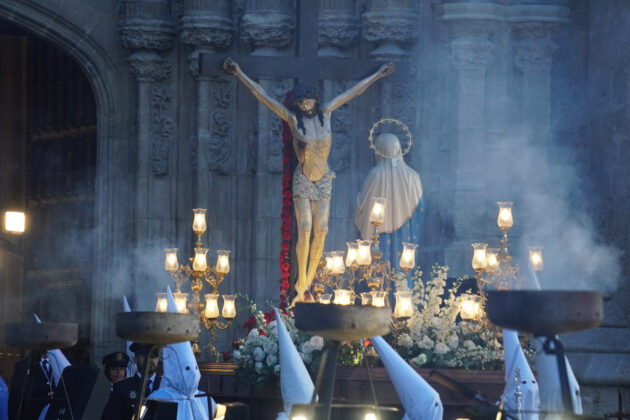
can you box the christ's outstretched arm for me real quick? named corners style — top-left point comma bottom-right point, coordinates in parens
top-left (223, 57), bottom-right (293, 123)
top-left (322, 62), bottom-right (395, 113)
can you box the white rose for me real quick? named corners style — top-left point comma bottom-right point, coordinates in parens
top-left (252, 346), bottom-right (265, 362)
top-left (447, 335), bottom-right (459, 350)
top-left (310, 336), bottom-right (324, 350)
top-left (274, 364), bottom-right (281, 374)
top-left (232, 350), bottom-right (242, 360)
top-left (266, 354), bottom-right (278, 367)
top-left (434, 342), bottom-right (450, 355)
top-left (301, 341), bottom-right (314, 355)
top-left (410, 353), bottom-right (428, 368)
top-left (255, 361), bottom-right (263, 374)
top-left (397, 333), bottom-right (414, 349)
top-left (267, 320), bottom-right (278, 334)
top-left (463, 339), bottom-right (476, 350)
top-left (263, 340), bottom-right (278, 355)
top-left (418, 335), bottom-right (434, 350)
top-left (248, 329), bottom-right (259, 338)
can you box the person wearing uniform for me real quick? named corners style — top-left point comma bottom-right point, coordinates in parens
top-left (100, 343), bottom-right (161, 420)
top-left (102, 352), bottom-right (129, 387)
top-left (8, 352), bottom-right (55, 420)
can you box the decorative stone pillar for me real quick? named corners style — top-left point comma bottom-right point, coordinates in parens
top-left (440, 3), bottom-right (499, 276)
top-left (118, 0), bottom-right (174, 348)
top-left (241, 0), bottom-right (295, 56)
top-left (181, 2), bottom-right (236, 342)
top-left (361, 0), bottom-right (419, 60)
top-left (318, 0), bottom-right (360, 58)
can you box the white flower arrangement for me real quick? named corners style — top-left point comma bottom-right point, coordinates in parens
top-left (388, 264), bottom-right (506, 370)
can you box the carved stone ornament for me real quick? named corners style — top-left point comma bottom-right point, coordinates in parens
top-left (128, 51), bottom-right (171, 82)
top-left (330, 132), bottom-right (350, 173)
top-left (512, 22), bottom-right (558, 72)
top-left (240, 10), bottom-right (295, 55)
top-left (119, 18), bottom-right (175, 51)
top-left (267, 79), bottom-right (292, 174)
top-left (448, 36), bottom-right (495, 72)
top-left (318, 2), bottom-right (360, 58)
top-left (151, 85), bottom-right (174, 176)
top-left (180, 14), bottom-right (234, 50)
top-left (361, 3), bottom-right (419, 59)
top-left (207, 79), bottom-right (233, 174)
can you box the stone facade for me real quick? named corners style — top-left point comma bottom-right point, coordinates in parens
top-left (0, 0), bottom-right (628, 415)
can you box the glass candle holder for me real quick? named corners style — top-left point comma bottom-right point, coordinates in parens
top-left (333, 289), bottom-right (352, 305)
top-left (360, 292), bottom-right (371, 306)
top-left (471, 243), bottom-right (488, 272)
top-left (164, 248), bottom-right (179, 272)
top-left (193, 247), bottom-right (209, 272)
top-left (155, 293), bottom-right (168, 312)
top-left (345, 242), bottom-right (358, 267)
top-left (399, 242), bottom-right (418, 270)
top-left (192, 208), bottom-right (207, 234)
top-left (370, 290), bottom-right (387, 307)
top-left (222, 295), bottom-right (236, 319)
top-left (369, 197), bottom-right (387, 226)
top-left (3, 211), bottom-right (25, 234)
top-left (460, 295), bottom-right (482, 321)
top-left (319, 293), bottom-right (332, 304)
top-left (528, 246), bottom-right (544, 271)
top-left (487, 248), bottom-right (499, 271)
top-left (204, 293), bottom-right (220, 319)
top-left (356, 240), bottom-right (372, 266)
top-left (331, 251), bottom-right (345, 275)
top-left (173, 291), bottom-right (189, 313)
top-left (324, 252), bottom-right (334, 273)
top-left (394, 291), bottom-right (413, 318)
top-left (216, 250), bottom-right (230, 274)
top-left (497, 202), bottom-right (514, 231)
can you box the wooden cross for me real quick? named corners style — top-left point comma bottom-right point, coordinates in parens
top-left (199, 0), bottom-right (412, 83)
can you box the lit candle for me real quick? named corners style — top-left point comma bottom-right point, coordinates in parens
top-left (369, 197), bottom-right (387, 226)
top-left (471, 243), bottom-right (488, 272)
top-left (487, 248), bottom-right (499, 271)
top-left (164, 248), bottom-right (179, 272)
top-left (497, 202), bottom-right (514, 231)
top-left (459, 295), bottom-right (482, 321)
top-left (192, 208), bottom-right (207, 234)
top-left (319, 293), bottom-right (332, 304)
top-left (193, 247), bottom-right (209, 272)
top-left (332, 251), bottom-right (345, 275)
top-left (173, 291), bottom-right (189, 313)
top-left (216, 250), bottom-right (230, 274)
top-left (356, 240), bottom-right (372, 266)
top-left (394, 291), bottom-right (414, 318)
top-left (528, 246), bottom-right (544, 271)
top-left (333, 289), bottom-right (352, 305)
top-left (324, 252), bottom-right (334, 273)
top-left (399, 242), bottom-right (418, 270)
top-left (3, 211), bottom-right (25, 234)
top-left (345, 242), bottom-right (358, 267)
top-left (222, 295), bottom-right (236, 319)
top-left (360, 292), bottom-right (371, 306)
top-left (204, 294), bottom-right (219, 319)
top-left (155, 293), bottom-right (168, 312)
top-left (370, 290), bottom-right (387, 307)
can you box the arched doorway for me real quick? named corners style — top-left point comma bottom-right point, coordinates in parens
top-left (0, 18), bottom-right (97, 371)
top-left (0, 0), bottom-right (129, 376)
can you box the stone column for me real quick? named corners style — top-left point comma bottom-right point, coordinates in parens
top-left (362, 0), bottom-right (419, 61)
top-left (240, 1), bottom-right (295, 302)
top-left (440, 3), bottom-right (498, 276)
top-left (318, 0), bottom-right (360, 58)
top-left (120, 0), bottom-right (175, 320)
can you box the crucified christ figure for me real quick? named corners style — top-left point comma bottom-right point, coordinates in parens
top-left (224, 58), bottom-right (394, 302)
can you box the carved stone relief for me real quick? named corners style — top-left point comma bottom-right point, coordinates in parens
top-left (241, 0), bottom-right (295, 55)
top-left (150, 85), bottom-right (174, 176)
top-left (267, 79), bottom-right (293, 174)
top-left (361, 0), bottom-right (419, 59)
top-left (319, 0), bottom-right (360, 57)
top-left (207, 78), bottom-right (233, 174)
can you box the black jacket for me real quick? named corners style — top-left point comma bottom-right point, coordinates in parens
top-left (100, 375), bottom-right (161, 420)
top-left (8, 356), bottom-right (55, 420)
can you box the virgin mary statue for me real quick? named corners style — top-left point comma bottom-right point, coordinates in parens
top-left (355, 132), bottom-right (425, 265)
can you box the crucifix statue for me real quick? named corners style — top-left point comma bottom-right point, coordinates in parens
top-left (223, 57), bottom-right (394, 301)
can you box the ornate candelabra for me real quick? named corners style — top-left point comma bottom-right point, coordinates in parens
top-left (308, 197), bottom-right (416, 327)
top-left (162, 208), bottom-right (235, 360)
top-left (460, 202), bottom-right (544, 331)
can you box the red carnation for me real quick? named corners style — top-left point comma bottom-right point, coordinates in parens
top-left (364, 338), bottom-right (371, 347)
top-left (232, 339), bottom-right (239, 348)
top-left (282, 231), bottom-right (291, 241)
top-left (281, 261), bottom-right (290, 272)
top-left (259, 329), bottom-right (266, 336)
top-left (244, 316), bottom-right (256, 331)
top-left (222, 351), bottom-right (231, 362)
top-left (281, 241), bottom-right (290, 251)
top-left (282, 198), bottom-right (292, 207)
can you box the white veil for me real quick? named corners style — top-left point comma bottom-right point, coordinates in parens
top-left (355, 133), bottom-right (423, 239)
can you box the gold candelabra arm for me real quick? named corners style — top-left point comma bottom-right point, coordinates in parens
top-left (202, 267), bottom-right (226, 294)
top-left (169, 265), bottom-right (193, 292)
top-left (200, 316), bottom-right (233, 362)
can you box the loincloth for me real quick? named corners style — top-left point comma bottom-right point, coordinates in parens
top-left (292, 164), bottom-right (336, 201)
